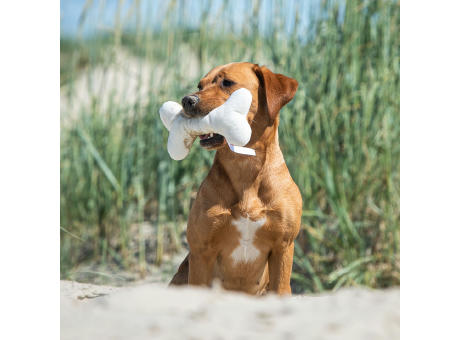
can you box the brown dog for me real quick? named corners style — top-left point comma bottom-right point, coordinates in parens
top-left (169, 62), bottom-right (302, 295)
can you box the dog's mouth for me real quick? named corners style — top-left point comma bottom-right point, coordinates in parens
top-left (198, 133), bottom-right (225, 149)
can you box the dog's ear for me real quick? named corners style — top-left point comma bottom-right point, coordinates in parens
top-left (253, 65), bottom-right (298, 121)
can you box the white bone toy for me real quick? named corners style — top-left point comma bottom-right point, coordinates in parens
top-left (159, 88), bottom-right (255, 160)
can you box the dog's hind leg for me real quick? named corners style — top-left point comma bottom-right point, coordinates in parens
top-left (169, 253), bottom-right (189, 286)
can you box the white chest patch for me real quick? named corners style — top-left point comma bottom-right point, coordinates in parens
top-left (230, 216), bottom-right (266, 264)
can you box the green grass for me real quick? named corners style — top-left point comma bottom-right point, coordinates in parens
top-left (60, 0), bottom-right (399, 292)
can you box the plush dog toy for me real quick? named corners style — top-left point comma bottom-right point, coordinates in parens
top-left (159, 88), bottom-right (254, 160)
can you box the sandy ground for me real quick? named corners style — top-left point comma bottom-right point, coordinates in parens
top-left (61, 281), bottom-right (399, 340)
top-left (60, 47), bottom-right (200, 125)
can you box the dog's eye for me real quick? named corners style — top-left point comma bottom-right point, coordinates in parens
top-left (222, 79), bottom-right (235, 87)
top-left (197, 84), bottom-right (203, 91)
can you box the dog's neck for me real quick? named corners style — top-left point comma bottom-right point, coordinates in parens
top-left (214, 117), bottom-right (285, 200)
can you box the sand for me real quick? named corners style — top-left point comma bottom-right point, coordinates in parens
top-left (61, 280), bottom-right (399, 340)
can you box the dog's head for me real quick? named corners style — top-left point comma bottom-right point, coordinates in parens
top-left (181, 62), bottom-right (298, 150)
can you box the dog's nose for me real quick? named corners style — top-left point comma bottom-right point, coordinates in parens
top-left (182, 95), bottom-right (200, 110)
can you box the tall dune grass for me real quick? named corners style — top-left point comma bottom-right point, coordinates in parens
top-left (60, 0), bottom-right (399, 292)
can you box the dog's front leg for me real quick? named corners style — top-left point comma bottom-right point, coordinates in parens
top-left (268, 241), bottom-right (295, 295)
top-left (188, 251), bottom-right (216, 287)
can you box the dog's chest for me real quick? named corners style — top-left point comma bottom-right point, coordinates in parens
top-left (229, 216), bottom-right (266, 264)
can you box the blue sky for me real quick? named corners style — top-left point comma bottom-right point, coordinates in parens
top-left (60, 0), bottom-right (324, 38)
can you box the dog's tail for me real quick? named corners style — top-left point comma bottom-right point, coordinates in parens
top-left (169, 253), bottom-right (190, 286)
